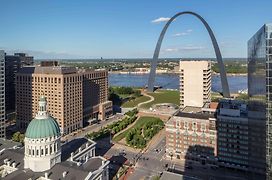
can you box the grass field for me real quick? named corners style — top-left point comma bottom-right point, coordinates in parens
top-left (140, 90), bottom-right (180, 109)
top-left (113, 116), bottom-right (161, 142)
top-left (121, 95), bottom-right (151, 108)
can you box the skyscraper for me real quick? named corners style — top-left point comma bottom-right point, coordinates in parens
top-left (0, 50), bottom-right (5, 138)
top-left (248, 23), bottom-right (272, 178)
top-left (5, 53), bottom-right (33, 113)
top-left (179, 60), bottom-right (211, 108)
top-left (16, 64), bottom-right (112, 135)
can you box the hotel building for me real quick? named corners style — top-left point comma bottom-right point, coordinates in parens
top-left (16, 63), bottom-right (112, 135)
top-left (165, 104), bottom-right (217, 164)
top-left (179, 60), bottom-right (211, 108)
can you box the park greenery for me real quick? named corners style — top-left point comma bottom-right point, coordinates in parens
top-left (113, 116), bottom-right (164, 148)
top-left (122, 95), bottom-right (151, 108)
top-left (108, 86), bottom-right (145, 107)
top-left (140, 90), bottom-right (180, 109)
top-left (125, 108), bottom-right (138, 117)
top-left (86, 109), bottom-right (138, 140)
top-left (12, 131), bottom-right (25, 144)
top-left (125, 117), bottom-right (164, 149)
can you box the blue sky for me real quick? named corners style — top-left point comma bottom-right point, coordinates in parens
top-left (0, 0), bottom-right (271, 59)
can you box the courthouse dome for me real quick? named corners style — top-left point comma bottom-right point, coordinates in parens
top-left (25, 96), bottom-right (61, 139)
top-left (25, 117), bottom-right (60, 139)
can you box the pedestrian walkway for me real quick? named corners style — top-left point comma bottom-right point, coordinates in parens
top-left (137, 91), bottom-right (154, 108)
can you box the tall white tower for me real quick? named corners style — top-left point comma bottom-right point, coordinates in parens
top-left (180, 60), bottom-right (211, 108)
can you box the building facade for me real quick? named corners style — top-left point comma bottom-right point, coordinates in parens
top-left (217, 99), bottom-right (266, 174)
top-left (5, 53), bottom-right (33, 113)
top-left (179, 60), bottom-right (211, 108)
top-left (24, 96), bottom-right (61, 172)
top-left (0, 50), bottom-right (5, 138)
top-left (16, 64), bottom-right (112, 135)
top-left (0, 96), bottom-right (109, 179)
top-left (248, 23), bottom-right (272, 178)
top-left (165, 109), bottom-right (217, 164)
top-left (82, 69), bottom-right (112, 121)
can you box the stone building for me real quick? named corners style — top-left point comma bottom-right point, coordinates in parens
top-left (16, 64), bottom-right (112, 135)
top-left (0, 96), bottom-right (109, 180)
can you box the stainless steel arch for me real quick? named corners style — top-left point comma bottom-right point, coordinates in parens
top-left (147, 11), bottom-right (230, 98)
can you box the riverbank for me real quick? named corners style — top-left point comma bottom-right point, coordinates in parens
top-left (109, 71), bottom-right (247, 76)
top-left (109, 73), bottom-right (247, 93)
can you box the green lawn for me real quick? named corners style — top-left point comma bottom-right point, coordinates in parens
top-left (113, 116), bottom-right (162, 142)
top-left (140, 90), bottom-right (180, 109)
top-left (121, 95), bottom-right (151, 108)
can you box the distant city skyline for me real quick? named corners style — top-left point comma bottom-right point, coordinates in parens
top-left (0, 0), bottom-right (271, 59)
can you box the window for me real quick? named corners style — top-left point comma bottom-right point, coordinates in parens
top-left (184, 121), bottom-right (189, 129)
top-left (201, 123), bottom-right (206, 131)
top-left (192, 122), bottom-right (197, 130)
top-left (176, 121), bottom-right (180, 127)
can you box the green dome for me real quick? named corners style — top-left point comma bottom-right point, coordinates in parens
top-left (25, 117), bottom-right (61, 139)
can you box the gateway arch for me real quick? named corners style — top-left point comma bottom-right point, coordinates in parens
top-left (147, 11), bottom-right (230, 98)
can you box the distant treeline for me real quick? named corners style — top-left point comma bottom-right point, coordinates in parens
top-left (212, 61), bottom-right (247, 74)
top-left (37, 58), bottom-right (248, 74)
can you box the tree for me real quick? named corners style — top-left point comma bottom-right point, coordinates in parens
top-left (12, 131), bottom-right (25, 144)
top-left (133, 90), bottom-right (141, 97)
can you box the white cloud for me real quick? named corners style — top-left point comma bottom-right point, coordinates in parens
top-left (164, 48), bottom-right (179, 52)
top-left (173, 29), bottom-right (193, 37)
top-left (151, 17), bottom-right (171, 24)
top-left (164, 45), bottom-right (204, 53)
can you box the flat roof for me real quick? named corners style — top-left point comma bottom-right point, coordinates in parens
top-left (61, 138), bottom-right (95, 161)
top-left (2, 149), bottom-right (106, 180)
top-left (161, 171), bottom-right (183, 180)
top-left (161, 171), bottom-right (201, 180)
top-left (0, 148), bottom-right (25, 169)
top-left (181, 106), bottom-right (202, 113)
top-left (176, 111), bottom-right (215, 120)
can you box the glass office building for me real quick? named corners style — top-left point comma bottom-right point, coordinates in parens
top-left (248, 23), bottom-right (272, 179)
top-left (0, 50), bottom-right (5, 139)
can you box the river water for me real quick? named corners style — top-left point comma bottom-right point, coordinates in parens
top-left (109, 73), bottom-right (247, 93)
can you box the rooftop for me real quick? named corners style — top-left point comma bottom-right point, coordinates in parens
top-left (61, 138), bottom-right (95, 161)
top-left (181, 106), bottom-right (202, 113)
top-left (17, 66), bottom-right (107, 76)
top-left (161, 171), bottom-right (199, 180)
top-left (1, 139), bottom-right (106, 180)
top-left (176, 111), bottom-right (215, 120)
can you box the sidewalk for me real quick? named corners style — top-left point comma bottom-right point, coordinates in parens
top-left (143, 127), bottom-right (165, 153)
top-left (137, 92), bottom-right (154, 108)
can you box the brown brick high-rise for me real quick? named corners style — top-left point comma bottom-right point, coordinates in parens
top-left (16, 65), bottom-right (112, 135)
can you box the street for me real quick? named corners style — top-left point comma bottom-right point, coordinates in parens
top-left (62, 114), bottom-right (124, 142)
top-left (62, 114), bottom-right (264, 180)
